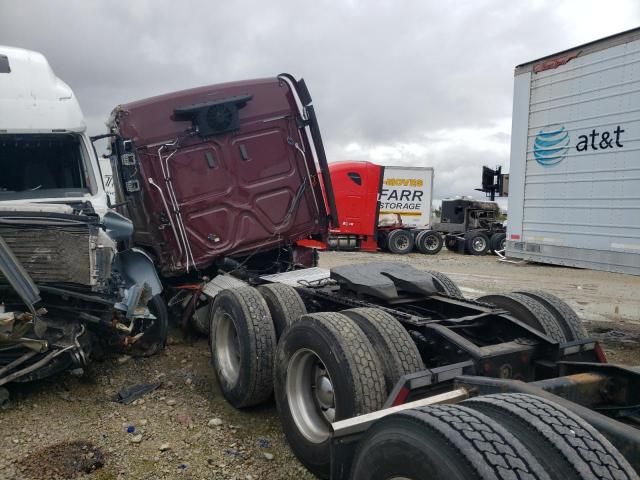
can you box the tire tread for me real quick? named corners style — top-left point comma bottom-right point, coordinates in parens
top-left (426, 270), bottom-right (464, 299)
top-left (478, 293), bottom-right (566, 342)
top-left (516, 290), bottom-right (587, 341)
top-left (342, 308), bottom-right (423, 393)
top-left (464, 393), bottom-right (638, 480)
top-left (394, 405), bottom-right (550, 479)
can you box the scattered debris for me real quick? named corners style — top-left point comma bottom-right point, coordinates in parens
top-left (112, 382), bottom-right (161, 405)
top-left (208, 417), bottom-right (223, 427)
top-left (263, 452), bottom-right (274, 461)
top-left (166, 398), bottom-right (177, 406)
top-left (225, 448), bottom-right (243, 458)
top-left (130, 434), bottom-right (143, 444)
top-left (159, 443), bottom-right (171, 452)
top-left (256, 437), bottom-right (271, 448)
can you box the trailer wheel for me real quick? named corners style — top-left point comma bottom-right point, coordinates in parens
top-left (256, 283), bottom-right (307, 340)
top-left (209, 287), bottom-right (276, 408)
top-left (387, 229), bottom-right (414, 254)
top-left (341, 308), bottom-right (423, 393)
top-left (465, 231), bottom-right (490, 255)
top-left (350, 404), bottom-right (549, 480)
top-left (130, 294), bottom-right (169, 357)
top-left (274, 312), bottom-right (385, 478)
top-left (416, 230), bottom-right (443, 255)
top-left (464, 393), bottom-right (639, 480)
top-left (478, 292), bottom-right (566, 342)
top-left (490, 232), bottom-right (507, 254)
top-left (516, 290), bottom-right (588, 341)
top-left (426, 270), bottom-right (464, 299)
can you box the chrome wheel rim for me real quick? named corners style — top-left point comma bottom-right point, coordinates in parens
top-left (286, 349), bottom-right (335, 443)
top-left (472, 237), bottom-right (487, 252)
top-left (215, 312), bottom-right (241, 384)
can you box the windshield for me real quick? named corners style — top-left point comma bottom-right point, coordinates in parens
top-left (0, 133), bottom-right (93, 200)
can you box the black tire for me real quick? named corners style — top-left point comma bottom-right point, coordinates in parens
top-left (274, 312), bottom-right (386, 478)
top-left (415, 230), bottom-right (443, 255)
top-left (256, 283), bottom-right (307, 340)
top-left (490, 232), bottom-right (507, 254)
top-left (341, 308), bottom-right (423, 393)
top-left (516, 290), bottom-right (588, 341)
top-left (130, 294), bottom-right (169, 357)
top-left (465, 231), bottom-right (490, 255)
top-left (350, 404), bottom-right (550, 480)
top-left (386, 229), bottom-right (414, 254)
top-left (478, 292), bottom-right (566, 342)
top-left (464, 393), bottom-right (639, 480)
top-left (444, 235), bottom-right (460, 252)
top-left (209, 287), bottom-right (276, 408)
top-left (426, 270), bottom-right (464, 299)
top-left (190, 301), bottom-right (211, 335)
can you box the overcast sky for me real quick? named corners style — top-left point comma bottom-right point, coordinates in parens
top-left (2, 0), bottom-right (639, 203)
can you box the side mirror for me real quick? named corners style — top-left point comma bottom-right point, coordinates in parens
top-left (102, 210), bottom-right (134, 241)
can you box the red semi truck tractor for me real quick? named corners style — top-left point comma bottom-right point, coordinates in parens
top-left (301, 161), bottom-right (443, 254)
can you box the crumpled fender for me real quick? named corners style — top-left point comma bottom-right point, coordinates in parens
top-left (112, 248), bottom-right (162, 296)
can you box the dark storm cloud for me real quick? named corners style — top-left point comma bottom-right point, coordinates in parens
top-left (2, 0), bottom-right (638, 199)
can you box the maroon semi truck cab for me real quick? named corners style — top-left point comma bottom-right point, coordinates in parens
top-left (107, 75), bottom-right (336, 276)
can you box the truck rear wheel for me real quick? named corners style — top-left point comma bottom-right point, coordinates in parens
top-left (444, 235), bottom-right (460, 252)
top-left (426, 270), bottom-right (464, 298)
top-left (465, 231), bottom-right (490, 255)
top-left (349, 404), bottom-right (549, 480)
top-left (209, 287), bottom-right (276, 408)
top-left (387, 229), bottom-right (414, 254)
top-left (464, 393), bottom-right (639, 480)
top-left (274, 312), bottom-right (386, 478)
top-left (490, 232), bottom-right (507, 254)
top-left (515, 290), bottom-right (588, 341)
top-left (256, 283), bottom-right (307, 340)
top-left (342, 308), bottom-right (423, 393)
top-left (415, 230), bottom-right (443, 255)
top-left (478, 292), bottom-right (566, 342)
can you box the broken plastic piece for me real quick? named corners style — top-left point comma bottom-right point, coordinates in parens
top-left (112, 382), bottom-right (161, 405)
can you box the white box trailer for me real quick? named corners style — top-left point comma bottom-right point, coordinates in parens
top-left (507, 27), bottom-right (640, 275)
top-left (378, 166), bottom-right (434, 228)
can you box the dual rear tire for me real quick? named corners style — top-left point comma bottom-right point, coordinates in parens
top-left (274, 309), bottom-right (423, 477)
top-left (350, 393), bottom-right (638, 480)
top-left (478, 290), bottom-right (588, 342)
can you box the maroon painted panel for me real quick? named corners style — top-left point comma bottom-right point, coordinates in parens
top-left (110, 77), bottom-right (327, 275)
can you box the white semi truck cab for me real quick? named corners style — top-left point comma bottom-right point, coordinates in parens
top-left (0, 46), bottom-right (164, 391)
top-left (0, 46), bottom-right (109, 214)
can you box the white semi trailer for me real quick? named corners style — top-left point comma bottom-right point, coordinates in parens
top-left (507, 27), bottom-right (640, 275)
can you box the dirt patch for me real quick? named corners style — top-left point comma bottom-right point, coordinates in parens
top-left (17, 440), bottom-right (104, 479)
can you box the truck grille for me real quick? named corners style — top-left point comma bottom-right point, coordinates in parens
top-left (0, 224), bottom-right (99, 287)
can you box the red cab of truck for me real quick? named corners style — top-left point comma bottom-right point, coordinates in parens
top-left (324, 161), bottom-right (383, 252)
top-left (107, 75), bottom-right (337, 276)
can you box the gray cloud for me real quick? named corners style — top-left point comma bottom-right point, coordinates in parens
top-left (2, 0), bottom-right (638, 201)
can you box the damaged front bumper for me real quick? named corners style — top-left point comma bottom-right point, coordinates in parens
top-left (0, 206), bottom-right (163, 386)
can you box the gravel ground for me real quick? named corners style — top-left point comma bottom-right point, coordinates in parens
top-left (1, 250), bottom-right (639, 479)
